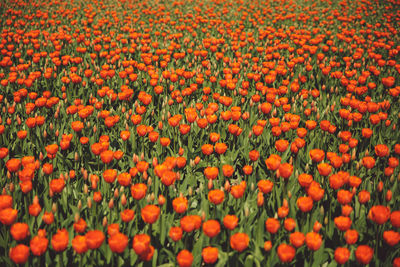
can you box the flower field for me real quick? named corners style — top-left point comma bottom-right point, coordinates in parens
top-left (0, 0), bottom-right (400, 265)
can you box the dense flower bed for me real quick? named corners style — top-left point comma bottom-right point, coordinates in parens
top-left (0, 0), bottom-right (400, 265)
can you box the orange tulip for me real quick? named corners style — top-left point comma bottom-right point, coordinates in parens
top-left (9, 244), bottom-right (30, 264)
top-left (355, 245), bottom-right (374, 265)
top-left (108, 232), bottom-right (128, 253)
top-left (30, 235), bottom-right (48, 256)
top-left (169, 226), bottom-right (183, 242)
top-left (290, 232), bottom-right (305, 248)
top-left (172, 197), bottom-right (188, 214)
top-left (177, 250), bottom-right (193, 267)
top-left (230, 233), bottom-right (249, 252)
top-left (141, 205), bottom-right (160, 224)
top-left (131, 183), bottom-right (147, 200)
top-left (202, 246), bottom-right (218, 264)
top-left (277, 244), bottom-right (296, 263)
top-left (334, 247), bottom-right (350, 265)
top-left (132, 234), bottom-right (150, 255)
top-left (51, 229), bottom-right (69, 252)
top-left (202, 220), bottom-right (220, 238)
top-left (72, 235), bottom-right (88, 254)
top-left (305, 232), bottom-right (322, 251)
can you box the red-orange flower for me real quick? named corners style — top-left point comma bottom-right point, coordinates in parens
top-left (121, 209), bottom-right (135, 223)
top-left (258, 180), bottom-right (273, 194)
top-left (369, 205), bottom-right (390, 225)
top-left (265, 218), bottom-right (280, 234)
top-left (275, 139), bottom-right (289, 152)
top-left (305, 232), bottom-right (322, 251)
top-left (204, 167), bottom-right (219, 180)
top-left (169, 226), bottom-right (183, 242)
top-left (141, 205), bottom-right (160, 224)
top-left (201, 144), bottom-right (213, 155)
top-left (177, 250), bottom-right (193, 267)
top-left (355, 245), bottom-right (374, 265)
top-left (375, 144), bottom-right (389, 157)
top-left (108, 232), bottom-right (129, 253)
top-left (0, 208), bottom-right (18, 225)
top-left (6, 158), bottom-right (21, 173)
top-left (103, 169), bottom-right (117, 183)
top-left (100, 150), bottom-right (114, 164)
top-left (161, 170), bottom-right (177, 186)
top-left (230, 233), bottom-right (249, 252)
top-left (391, 211), bottom-right (400, 227)
top-left (208, 189), bottom-right (224, 205)
top-left (172, 197), bottom-right (188, 214)
top-left (180, 215), bottom-right (202, 233)
top-left (51, 229), bottom-right (69, 252)
top-left (202, 246), bottom-right (218, 264)
top-left (265, 154), bottom-right (281, 171)
top-left (71, 121), bottom-right (84, 132)
top-left (72, 235), bottom-right (88, 254)
top-left (290, 232), bottom-right (305, 248)
top-left (132, 234), bottom-right (150, 255)
top-left (131, 183), bottom-right (147, 200)
top-left (279, 163), bottom-right (293, 179)
top-left (223, 214), bottom-right (238, 230)
top-left (317, 163), bottom-right (332, 176)
top-left (30, 235), bottom-right (48, 256)
top-left (9, 244), bottom-right (30, 264)
top-left (334, 216), bottom-right (352, 231)
top-left (85, 230), bottom-right (105, 250)
top-left (334, 247), bottom-right (350, 265)
top-left (10, 222), bottom-right (29, 241)
top-left (277, 244), bottom-right (296, 263)
top-left (50, 178), bottom-right (65, 194)
top-left (0, 194), bottom-right (12, 210)
top-left (215, 142), bottom-right (227, 154)
top-left (202, 220), bottom-right (220, 238)
top-left (362, 156), bottom-right (375, 169)
top-left (297, 196), bottom-right (313, 213)
top-left (309, 149), bottom-right (325, 162)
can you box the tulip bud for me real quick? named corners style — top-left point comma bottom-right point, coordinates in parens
top-left (103, 216), bottom-right (108, 227)
top-left (320, 206), bottom-right (324, 215)
top-left (7, 171), bottom-right (11, 179)
top-left (386, 190), bottom-right (392, 201)
top-left (208, 179), bottom-right (213, 190)
top-left (78, 200), bottom-right (82, 210)
top-left (188, 187), bottom-right (193, 196)
top-left (43, 130), bottom-right (47, 138)
top-left (75, 152), bottom-right (79, 161)
top-left (152, 157), bottom-right (158, 167)
top-left (52, 203), bottom-right (57, 213)
top-left (158, 195), bottom-right (165, 206)
top-left (114, 189), bottom-right (119, 198)
top-left (288, 190), bottom-right (292, 199)
top-left (55, 129), bottom-right (59, 137)
top-left (93, 125), bottom-right (97, 133)
top-left (74, 213), bottom-right (80, 223)
top-left (39, 152), bottom-right (44, 161)
top-left (84, 184), bottom-right (88, 194)
top-left (121, 194), bottom-right (127, 206)
top-left (87, 197), bottom-right (92, 209)
top-left (224, 180), bottom-right (230, 192)
top-left (257, 192), bottom-right (264, 207)
top-left (150, 193), bottom-right (155, 202)
top-left (313, 221), bottom-right (322, 232)
top-left (109, 198), bottom-right (114, 209)
top-left (9, 182), bottom-right (14, 192)
top-left (377, 181), bottom-right (383, 192)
